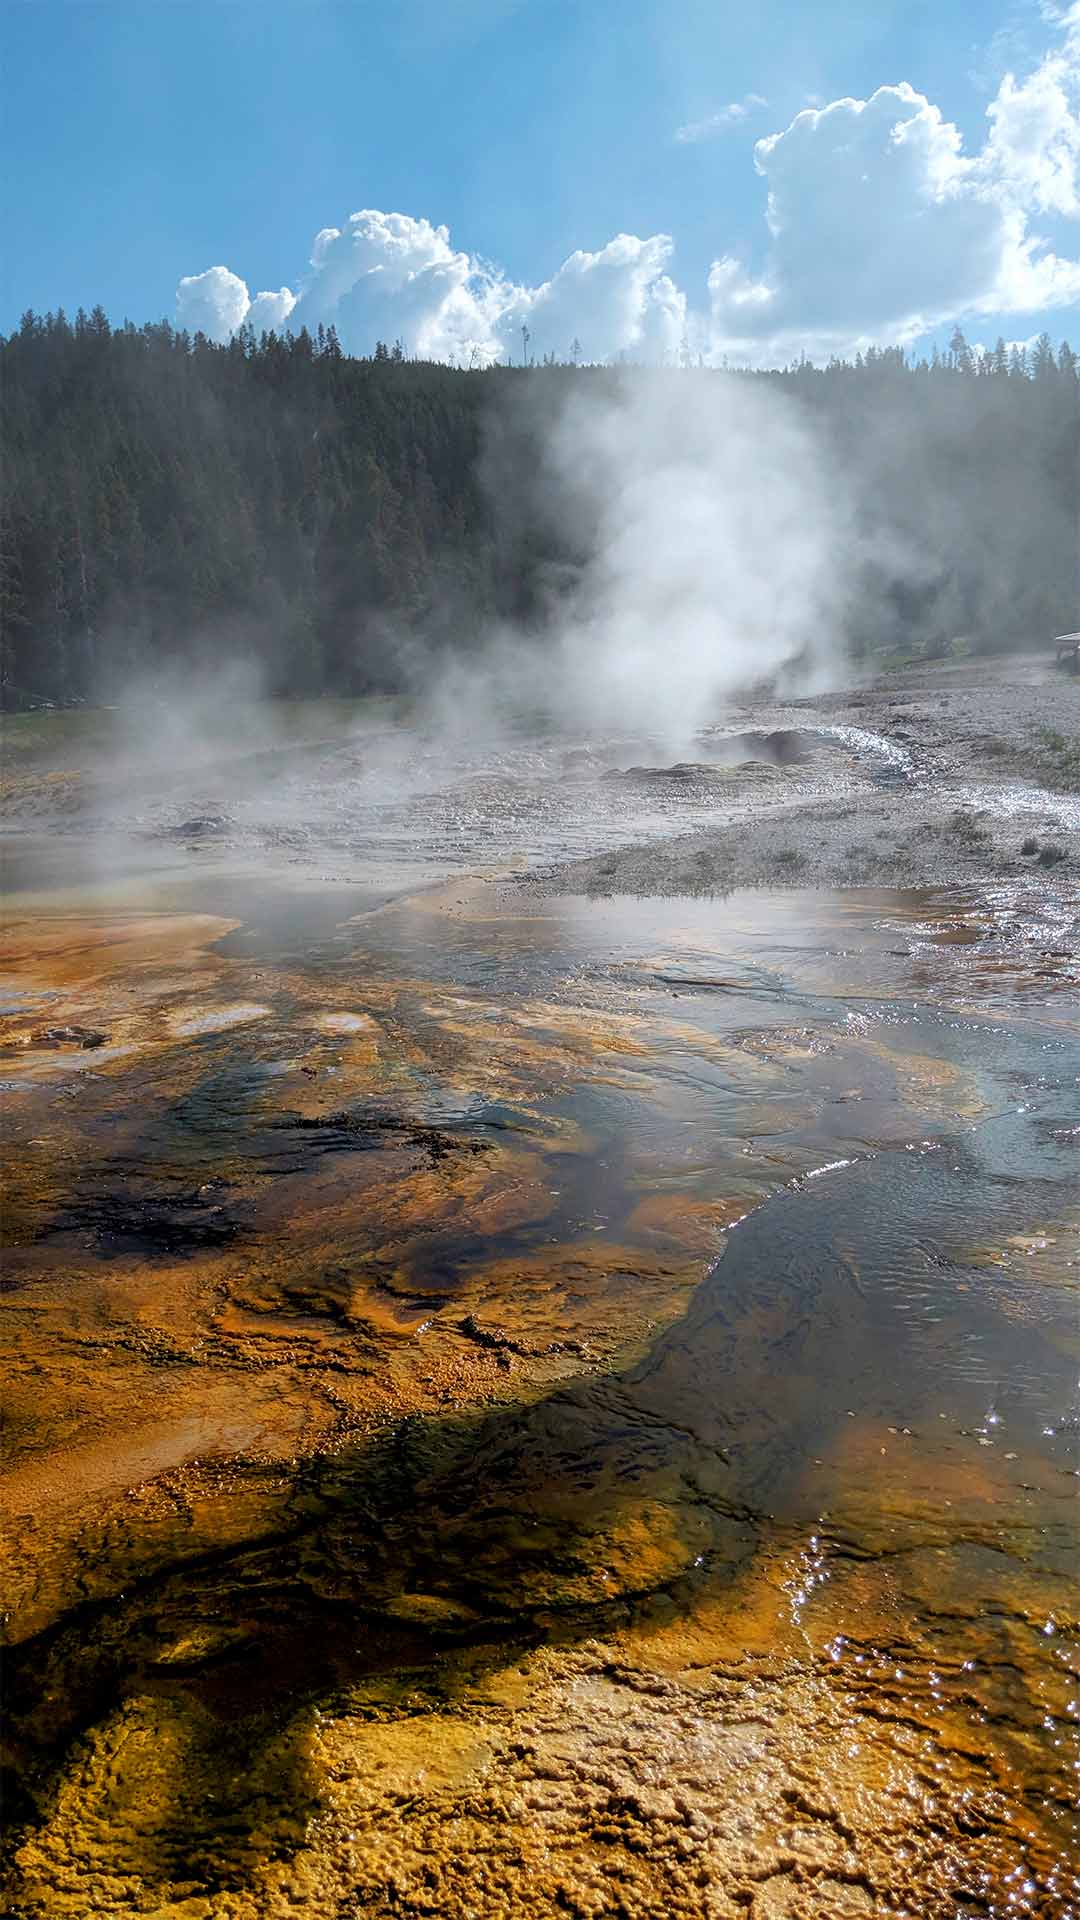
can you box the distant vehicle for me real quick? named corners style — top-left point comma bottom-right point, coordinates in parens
top-left (1054, 631), bottom-right (1080, 671)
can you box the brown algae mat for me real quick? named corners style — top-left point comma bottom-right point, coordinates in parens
top-left (2, 878), bottom-right (1079, 1918)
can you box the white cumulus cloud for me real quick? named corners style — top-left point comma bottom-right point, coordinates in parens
top-left (176, 266), bottom-right (297, 343)
top-left (984, 2), bottom-right (1080, 214)
top-left (707, 8), bottom-right (1080, 363)
top-left (521, 233), bottom-right (686, 363)
top-left (288, 209), bottom-right (509, 362)
top-left (247, 286), bottom-right (298, 334)
top-left (176, 265), bottom-right (252, 342)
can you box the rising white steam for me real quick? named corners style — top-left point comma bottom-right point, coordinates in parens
top-left (452, 373), bottom-right (853, 743)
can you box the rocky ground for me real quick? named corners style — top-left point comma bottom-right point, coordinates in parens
top-left (527, 654), bottom-right (1080, 898)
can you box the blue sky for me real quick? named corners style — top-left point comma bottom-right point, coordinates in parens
top-left (3, 0), bottom-right (1079, 363)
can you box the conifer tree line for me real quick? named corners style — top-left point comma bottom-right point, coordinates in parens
top-left (1, 306), bottom-right (1077, 709)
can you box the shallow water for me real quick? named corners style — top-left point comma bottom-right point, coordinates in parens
top-left (1, 719), bottom-right (1078, 1919)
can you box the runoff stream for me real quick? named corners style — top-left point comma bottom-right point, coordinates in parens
top-left (1, 714), bottom-right (1078, 1920)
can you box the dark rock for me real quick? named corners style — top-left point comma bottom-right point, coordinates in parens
top-left (52, 1190), bottom-right (240, 1253)
top-left (285, 1109), bottom-right (489, 1165)
top-left (172, 814), bottom-right (231, 839)
top-left (30, 1024), bottom-right (108, 1049)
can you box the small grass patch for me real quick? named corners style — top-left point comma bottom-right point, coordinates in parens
top-left (1036, 728), bottom-right (1080, 794)
top-left (947, 807), bottom-right (990, 844)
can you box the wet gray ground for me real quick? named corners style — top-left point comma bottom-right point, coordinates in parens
top-left (526, 655), bottom-right (1080, 897)
top-left (4, 653), bottom-right (1077, 907)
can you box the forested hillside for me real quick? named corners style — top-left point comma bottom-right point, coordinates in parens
top-left (1, 308), bottom-right (1077, 709)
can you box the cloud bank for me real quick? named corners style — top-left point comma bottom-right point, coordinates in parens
top-left (177, 7), bottom-right (1080, 365)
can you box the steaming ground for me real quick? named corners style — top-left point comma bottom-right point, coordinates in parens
top-left (4, 657), bottom-right (1077, 905)
top-left (525, 653), bottom-right (1080, 899)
